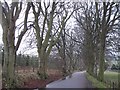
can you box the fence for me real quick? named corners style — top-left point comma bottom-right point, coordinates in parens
top-left (104, 80), bottom-right (120, 89)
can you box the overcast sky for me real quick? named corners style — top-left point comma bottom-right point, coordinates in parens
top-left (0, 0), bottom-right (75, 56)
top-left (0, 24), bottom-right (38, 55)
top-left (0, 0), bottom-right (119, 56)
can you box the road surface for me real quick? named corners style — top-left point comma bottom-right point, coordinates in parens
top-left (46, 71), bottom-right (93, 88)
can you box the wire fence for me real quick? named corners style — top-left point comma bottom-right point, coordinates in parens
top-left (104, 80), bottom-right (120, 89)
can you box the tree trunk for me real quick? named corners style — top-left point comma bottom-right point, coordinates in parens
top-left (37, 47), bottom-right (48, 79)
top-left (98, 51), bottom-right (104, 81)
top-left (86, 37), bottom-right (95, 76)
top-left (98, 31), bottom-right (106, 81)
top-left (7, 48), bottom-right (16, 87)
top-left (3, 32), bottom-right (9, 77)
top-left (98, 45), bottom-right (105, 81)
top-left (38, 58), bottom-right (48, 79)
top-left (2, 48), bottom-right (4, 67)
top-left (3, 30), bottom-right (16, 87)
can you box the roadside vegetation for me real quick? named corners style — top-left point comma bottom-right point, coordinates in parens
top-left (0, 0), bottom-right (119, 88)
top-left (87, 71), bottom-right (120, 89)
top-left (104, 71), bottom-right (119, 82)
top-left (104, 71), bottom-right (120, 88)
top-left (86, 73), bottom-right (107, 88)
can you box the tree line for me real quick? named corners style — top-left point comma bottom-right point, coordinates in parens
top-left (0, 0), bottom-right (119, 88)
top-left (74, 2), bottom-right (120, 81)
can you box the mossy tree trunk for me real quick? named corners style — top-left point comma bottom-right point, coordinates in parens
top-left (98, 30), bottom-right (106, 81)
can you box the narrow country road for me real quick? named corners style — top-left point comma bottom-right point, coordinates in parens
top-left (46, 71), bottom-right (93, 88)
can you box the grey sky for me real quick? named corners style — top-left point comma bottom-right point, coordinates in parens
top-left (0, 0), bottom-right (119, 56)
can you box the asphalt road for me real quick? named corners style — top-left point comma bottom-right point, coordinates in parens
top-left (46, 71), bottom-right (93, 88)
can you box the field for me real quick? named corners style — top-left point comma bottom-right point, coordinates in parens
top-left (86, 71), bottom-right (120, 89)
top-left (104, 71), bottom-right (120, 88)
top-left (104, 71), bottom-right (119, 82)
top-left (86, 73), bottom-right (107, 88)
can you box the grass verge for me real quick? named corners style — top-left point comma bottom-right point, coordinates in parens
top-left (104, 71), bottom-right (120, 88)
top-left (104, 71), bottom-right (119, 82)
top-left (86, 73), bottom-right (107, 88)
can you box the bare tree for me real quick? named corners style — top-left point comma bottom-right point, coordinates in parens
top-left (96, 2), bottom-right (120, 81)
top-left (31, 1), bottom-right (77, 79)
top-left (74, 2), bottom-right (97, 76)
top-left (75, 1), bottom-right (120, 81)
top-left (1, 1), bottom-right (31, 87)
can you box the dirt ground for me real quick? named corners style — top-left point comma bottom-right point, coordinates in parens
top-left (15, 67), bottom-right (63, 88)
top-left (23, 73), bottom-right (63, 88)
top-left (1, 67), bottom-right (63, 89)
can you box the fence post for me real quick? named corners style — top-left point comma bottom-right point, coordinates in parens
top-left (110, 81), bottom-right (111, 88)
top-left (113, 82), bottom-right (114, 90)
top-left (119, 81), bottom-right (120, 88)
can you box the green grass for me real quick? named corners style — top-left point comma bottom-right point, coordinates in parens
top-left (104, 71), bottom-right (119, 82)
top-left (86, 73), bottom-right (107, 88)
top-left (104, 71), bottom-right (120, 88)
top-left (86, 71), bottom-right (120, 89)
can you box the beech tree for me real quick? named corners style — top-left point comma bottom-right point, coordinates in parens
top-left (31, 1), bottom-right (78, 79)
top-left (75, 1), bottom-right (120, 81)
top-left (96, 2), bottom-right (120, 81)
top-left (75, 2), bottom-right (97, 76)
top-left (1, 1), bottom-right (31, 87)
